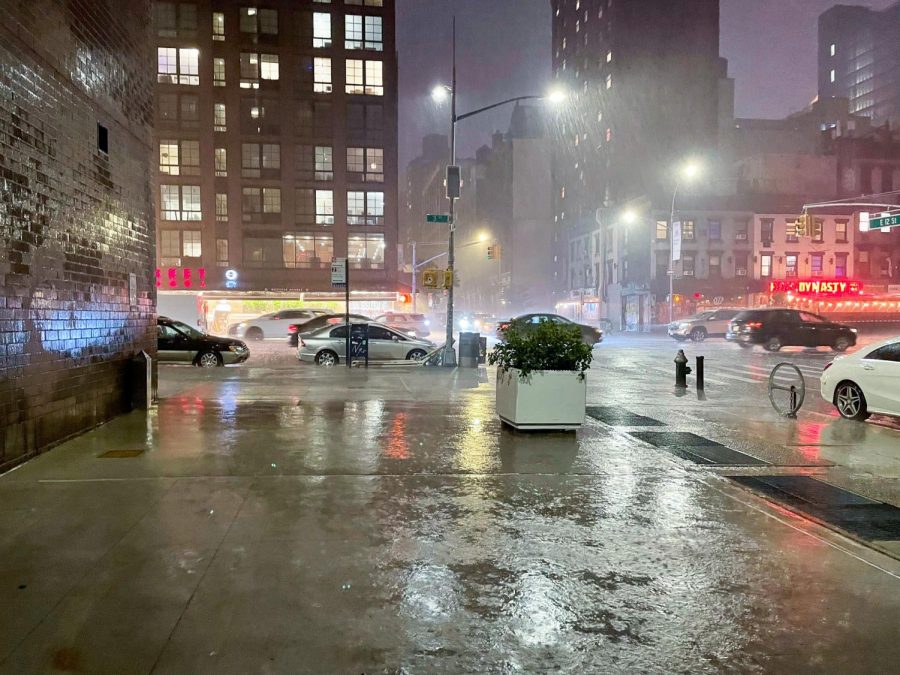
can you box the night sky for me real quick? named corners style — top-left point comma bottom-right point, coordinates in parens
top-left (396, 0), bottom-right (896, 167)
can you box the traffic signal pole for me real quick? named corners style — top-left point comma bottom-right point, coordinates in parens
top-left (443, 17), bottom-right (458, 367)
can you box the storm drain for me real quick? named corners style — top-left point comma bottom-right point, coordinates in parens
top-left (586, 407), bottom-right (666, 427)
top-left (628, 431), bottom-right (769, 466)
top-left (730, 475), bottom-right (900, 541)
top-left (97, 450), bottom-right (145, 458)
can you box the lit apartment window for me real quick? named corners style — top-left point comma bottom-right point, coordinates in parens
top-left (262, 143), bottom-right (280, 169)
top-left (835, 252), bottom-right (848, 277)
top-left (682, 220), bottom-right (695, 240)
top-left (812, 218), bottom-right (824, 242)
top-left (830, 69), bottom-right (836, 83)
top-left (240, 53), bottom-right (278, 86)
top-left (159, 140), bottom-right (200, 176)
top-left (347, 190), bottom-right (384, 225)
top-left (261, 54), bottom-right (279, 80)
top-left (760, 253), bottom-right (773, 277)
top-left (346, 59), bottom-right (383, 95)
top-left (314, 57), bottom-right (333, 93)
top-left (283, 233), bottom-right (334, 268)
top-left (212, 12), bottom-right (224, 40)
top-left (216, 238), bottom-right (229, 266)
top-left (183, 230), bottom-right (202, 257)
top-left (214, 103), bottom-right (226, 131)
top-left (313, 12), bottom-right (332, 47)
top-left (347, 147), bottom-right (383, 181)
top-left (214, 58), bottom-right (225, 86)
top-left (240, 7), bottom-right (278, 34)
top-left (682, 255), bottom-right (695, 276)
top-left (348, 233), bottom-right (385, 269)
top-left (315, 146), bottom-right (334, 180)
top-left (656, 220), bottom-right (667, 240)
top-left (161, 185), bottom-right (201, 220)
top-left (836, 220), bottom-right (848, 242)
top-left (157, 47), bottom-right (199, 85)
top-left (785, 254), bottom-right (798, 277)
top-left (263, 188), bottom-right (281, 213)
top-left (216, 193), bottom-right (228, 221)
top-left (345, 15), bottom-right (383, 51)
top-left (315, 190), bottom-right (334, 224)
top-left (811, 253), bottom-right (824, 276)
top-left (215, 148), bottom-right (227, 176)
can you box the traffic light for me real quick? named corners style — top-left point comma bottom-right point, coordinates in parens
top-left (422, 269), bottom-right (441, 289)
top-left (487, 245), bottom-right (501, 260)
top-left (446, 165), bottom-right (461, 199)
top-left (487, 245), bottom-right (495, 260)
top-left (794, 213), bottom-right (810, 237)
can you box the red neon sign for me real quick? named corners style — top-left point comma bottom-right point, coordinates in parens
top-left (156, 268), bottom-right (207, 289)
top-left (769, 279), bottom-right (863, 296)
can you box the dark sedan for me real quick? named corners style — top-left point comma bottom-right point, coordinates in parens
top-left (497, 313), bottom-right (604, 346)
top-left (286, 313), bottom-right (372, 347)
top-left (726, 308), bottom-right (857, 352)
top-left (157, 316), bottom-right (250, 367)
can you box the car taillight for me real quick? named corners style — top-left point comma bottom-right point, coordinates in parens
top-left (746, 321), bottom-right (763, 329)
top-left (327, 317), bottom-right (340, 324)
top-left (288, 325), bottom-right (298, 333)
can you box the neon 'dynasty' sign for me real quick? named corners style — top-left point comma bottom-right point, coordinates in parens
top-left (769, 279), bottom-right (863, 296)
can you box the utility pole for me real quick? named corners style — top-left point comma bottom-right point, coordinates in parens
top-left (443, 17), bottom-right (458, 366)
top-left (410, 240), bottom-right (417, 312)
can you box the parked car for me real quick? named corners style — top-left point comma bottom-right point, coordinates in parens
top-left (821, 336), bottom-right (900, 420)
top-left (669, 308), bottom-right (742, 342)
top-left (726, 308), bottom-right (857, 352)
top-left (236, 309), bottom-right (329, 340)
top-left (497, 313), bottom-right (603, 346)
top-left (298, 323), bottom-right (435, 366)
top-left (374, 312), bottom-right (431, 338)
top-left (287, 313), bottom-right (372, 347)
top-left (157, 316), bottom-right (249, 367)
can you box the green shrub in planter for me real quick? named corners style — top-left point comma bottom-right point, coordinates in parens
top-left (489, 318), bottom-right (594, 381)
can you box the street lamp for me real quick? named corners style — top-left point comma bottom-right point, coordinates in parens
top-left (432, 21), bottom-right (566, 365)
top-left (668, 159), bottom-right (703, 324)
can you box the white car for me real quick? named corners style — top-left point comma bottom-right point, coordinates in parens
top-left (236, 309), bottom-right (328, 340)
top-left (821, 336), bottom-right (900, 420)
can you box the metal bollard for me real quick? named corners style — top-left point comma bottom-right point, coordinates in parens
top-left (675, 349), bottom-right (691, 388)
top-left (696, 355), bottom-right (705, 390)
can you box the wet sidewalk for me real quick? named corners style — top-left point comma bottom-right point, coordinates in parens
top-left (1, 365), bottom-right (900, 673)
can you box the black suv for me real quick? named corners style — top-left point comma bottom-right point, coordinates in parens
top-left (157, 316), bottom-right (250, 367)
top-left (726, 309), bottom-right (857, 352)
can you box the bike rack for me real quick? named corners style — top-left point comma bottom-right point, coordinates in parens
top-left (768, 363), bottom-right (806, 418)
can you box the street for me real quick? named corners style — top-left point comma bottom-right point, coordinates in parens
top-left (0, 335), bottom-right (899, 673)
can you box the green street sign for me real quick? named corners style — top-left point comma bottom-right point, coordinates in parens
top-left (870, 213), bottom-right (900, 230)
top-left (426, 214), bottom-right (450, 223)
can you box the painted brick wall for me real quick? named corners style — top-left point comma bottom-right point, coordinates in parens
top-left (0, 0), bottom-right (155, 468)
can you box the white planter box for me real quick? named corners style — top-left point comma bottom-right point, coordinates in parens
top-left (496, 368), bottom-right (586, 431)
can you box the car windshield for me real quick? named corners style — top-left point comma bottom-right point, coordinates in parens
top-left (170, 320), bottom-right (204, 338)
top-left (692, 312), bottom-right (715, 321)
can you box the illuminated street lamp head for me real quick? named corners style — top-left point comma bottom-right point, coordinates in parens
top-left (621, 209), bottom-right (638, 224)
top-left (477, 231), bottom-right (490, 242)
top-left (546, 88), bottom-right (567, 104)
top-left (431, 85), bottom-right (450, 103)
top-left (681, 160), bottom-right (702, 181)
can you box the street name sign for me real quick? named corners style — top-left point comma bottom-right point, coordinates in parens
top-left (331, 257), bottom-right (347, 287)
top-left (869, 213), bottom-right (900, 230)
top-left (426, 214), bottom-right (450, 223)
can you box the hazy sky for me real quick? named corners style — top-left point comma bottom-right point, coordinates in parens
top-left (396, 0), bottom-right (896, 166)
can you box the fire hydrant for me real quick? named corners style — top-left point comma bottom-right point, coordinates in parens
top-left (675, 349), bottom-right (691, 388)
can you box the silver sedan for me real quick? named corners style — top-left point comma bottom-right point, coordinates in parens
top-left (298, 322), bottom-right (435, 366)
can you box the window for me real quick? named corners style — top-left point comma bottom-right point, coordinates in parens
top-left (155, 2), bottom-right (197, 37)
top-left (811, 253), bottom-right (824, 276)
top-left (215, 148), bottom-right (227, 176)
top-left (282, 233), bottom-right (334, 268)
top-left (240, 97), bottom-right (279, 134)
top-left (681, 220), bottom-right (695, 240)
top-left (345, 15), bottom-right (383, 50)
top-left (655, 220), bottom-right (667, 240)
top-left (709, 255), bottom-right (721, 277)
top-left (213, 58), bottom-right (225, 86)
top-left (735, 252), bottom-right (749, 276)
top-left (708, 220), bottom-right (721, 241)
top-left (242, 187), bottom-right (261, 214)
top-left (183, 230), bottom-right (202, 257)
top-left (858, 250), bottom-right (870, 277)
top-left (345, 0), bottom-right (383, 5)
top-left (263, 188), bottom-right (281, 214)
top-left (346, 59), bottom-right (383, 95)
top-left (212, 12), bottom-right (225, 40)
top-left (240, 7), bottom-right (277, 34)
top-left (761, 253), bottom-right (773, 277)
top-left (836, 220), bottom-right (848, 243)
top-left (316, 189), bottom-right (334, 224)
top-left (786, 220), bottom-right (799, 243)
top-left (785, 254), bottom-right (798, 277)
top-left (347, 103), bottom-right (383, 140)
top-left (262, 144), bottom-right (280, 170)
top-left (161, 185), bottom-right (201, 220)
top-left (735, 219), bottom-right (748, 240)
top-left (315, 146), bottom-right (334, 180)
top-left (347, 147), bottom-right (383, 181)
top-left (159, 140), bottom-right (200, 176)
top-left (261, 54), bottom-right (279, 80)
top-left (761, 218), bottom-right (774, 244)
top-left (216, 239), bottom-right (229, 267)
top-left (347, 191), bottom-right (383, 225)
top-left (682, 255), bottom-right (695, 276)
top-left (865, 342), bottom-right (900, 363)
top-left (157, 47), bottom-right (199, 85)
top-left (243, 237), bottom-right (282, 267)
top-left (242, 144), bottom-right (260, 177)
top-left (800, 312), bottom-right (826, 324)
top-left (240, 53), bottom-right (278, 86)
top-left (314, 57), bottom-right (332, 92)
top-left (313, 12), bottom-right (332, 47)
top-left (160, 230), bottom-right (180, 257)
top-left (296, 188), bottom-right (315, 224)
top-left (296, 145), bottom-right (314, 180)
top-left (348, 233), bottom-right (385, 269)
top-left (812, 218), bottom-right (824, 242)
top-left (835, 252), bottom-right (848, 278)
top-left (216, 193), bottom-right (228, 222)
top-left (214, 103), bottom-right (226, 131)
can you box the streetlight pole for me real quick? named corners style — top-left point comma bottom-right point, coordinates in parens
top-left (443, 17), bottom-right (458, 366)
top-left (668, 182), bottom-right (680, 325)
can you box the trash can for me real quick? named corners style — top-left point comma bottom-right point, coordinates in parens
top-left (478, 335), bottom-right (487, 365)
top-left (458, 332), bottom-right (479, 368)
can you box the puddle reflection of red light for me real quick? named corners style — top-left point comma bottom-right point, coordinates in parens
top-left (384, 412), bottom-right (409, 460)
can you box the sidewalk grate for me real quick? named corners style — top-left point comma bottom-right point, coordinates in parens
top-left (628, 431), bottom-right (768, 466)
top-left (730, 475), bottom-right (900, 541)
top-left (586, 407), bottom-right (666, 427)
top-left (97, 449), bottom-right (145, 458)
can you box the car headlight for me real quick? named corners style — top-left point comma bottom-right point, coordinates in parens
top-left (229, 345), bottom-right (247, 353)
top-left (678, 322), bottom-right (690, 329)
top-left (459, 319), bottom-right (470, 329)
top-left (424, 319), bottom-right (430, 326)
top-left (850, 328), bottom-right (858, 334)
top-left (474, 320), bottom-right (481, 329)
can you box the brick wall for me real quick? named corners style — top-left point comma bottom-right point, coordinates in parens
top-left (0, 0), bottom-right (155, 469)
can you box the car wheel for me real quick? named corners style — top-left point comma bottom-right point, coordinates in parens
top-left (763, 336), bottom-right (782, 352)
top-left (834, 382), bottom-right (869, 421)
top-left (690, 327), bottom-right (707, 342)
top-left (246, 327), bottom-right (264, 341)
top-left (196, 350), bottom-right (222, 368)
top-left (406, 348), bottom-right (427, 361)
top-left (832, 336), bottom-right (851, 352)
top-left (316, 350), bottom-right (338, 367)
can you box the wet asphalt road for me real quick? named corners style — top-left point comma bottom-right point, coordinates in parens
top-left (0, 335), bottom-right (899, 672)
